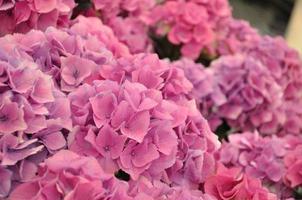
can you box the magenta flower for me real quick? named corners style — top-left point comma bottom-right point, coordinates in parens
top-left (88, 0), bottom-right (155, 54)
top-left (204, 163), bottom-right (277, 200)
top-left (150, 0), bottom-right (231, 59)
top-left (61, 55), bottom-right (97, 91)
top-left (95, 125), bottom-right (127, 159)
top-left (176, 54), bottom-right (284, 134)
top-left (218, 132), bottom-right (302, 198)
top-left (0, 0), bottom-right (75, 36)
top-left (119, 140), bottom-right (160, 179)
top-left (68, 52), bottom-right (220, 186)
top-left (284, 145), bottom-right (302, 188)
top-left (8, 150), bottom-right (112, 200)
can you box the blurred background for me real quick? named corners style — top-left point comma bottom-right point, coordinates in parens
top-left (229, 0), bottom-right (302, 54)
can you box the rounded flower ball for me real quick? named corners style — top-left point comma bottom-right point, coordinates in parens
top-left (68, 53), bottom-right (220, 188)
top-left (0, 17), bottom-right (128, 197)
top-left (245, 36), bottom-right (302, 135)
top-left (150, 0), bottom-right (231, 59)
top-left (175, 54), bottom-right (285, 135)
top-left (0, 32), bottom-right (72, 198)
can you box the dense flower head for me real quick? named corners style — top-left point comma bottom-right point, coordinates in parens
top-left (0, 17), bottom-right (128, 197)
top-left (218, 132), bottom-right (302, 198)
top-left (1, 16), bottom-right (130, 93)
top-left (8, 150), bottom-right (218, 200)
top-left (284, 144), bottom-right (302, 188)
top-left (68, 78), bottom-right (220, 188)
top-left (204, 163), bottom-right (277, 200)
top-left (174, 54), bottom-right (285, 135)
top-left (216, 19), bottom-right (260, 56)
top-left (244, 36), bottom-right (302, 135)
top-left (83, 0), bottom-right (156, 53)
top-left (150, 0), bottom-right (232, 59)
top-left (0, 0), bottom-right (301, 199)
top-left (0, 32), bottom-right (73, 197)
top-left (0, 0), bottom-right (76, 36)
top-left (67, 53), bottom-right (220, 188)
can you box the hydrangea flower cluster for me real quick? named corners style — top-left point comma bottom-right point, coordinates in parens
top-left (244, 37), bottom-right (302, 135)
top-left (0, 0), bottom-right (75, 36)
top-left (79, 0), bottom-right (156, 54)
top-left (0, 32), bottom-right (74, 198)
top-left (204, 163), bottom-right (277, 200)
top-left (174, 55), bottom-right (286, 134)
top-left (284, 144), bottom-right (302, 189)
top-left (150, 0), bottom-right (232, 59)
top-left (216, 19), bottom-right (260, 56)
top-left (67, 54), bottom-right (220, 187)
top-left (8, 150), bottom-right (219, 200)
top-left (218, 132), bottom-right (302, 198)
top-left (0, 0), bottom-right (301, 199)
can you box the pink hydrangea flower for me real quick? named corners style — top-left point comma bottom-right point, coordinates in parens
top-left (0, 0), bottom-right (75, 36)
top-left (0, 28), bottom-right (75, 197)
top-left (150, 0), bottom-right (231, 59)
top-left (204, 163), bottom-right (277, 200)
top-left (216, 19), bottom-right (260, 56)
top-left (174, 54), bottom-right (284, 135)
top-left (8, 150), bottom-right (219, 200)
top-left (82, 0), bottom-right (155, 53)
top-left (284, 145), bottom-right (302, 188)
top-left (68, 52), bottom-right (220, 187)
top-left (218, 132), bottom-right (302, 198)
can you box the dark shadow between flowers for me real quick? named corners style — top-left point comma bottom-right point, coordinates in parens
top-left (150, 34), bottom-right (216, 67)
top-left (115, 169), bottom-right (131, 182)
top-left (215, 119), bottom-right (231, 142)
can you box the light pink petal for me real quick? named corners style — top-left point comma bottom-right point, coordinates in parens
top-left (19, 160), bottom-right (38, 181)
top-left (9, 182), bottom-right (40, 200)
top-left (0, 102), bottom-right (27, 134)
top-left (8, 68), bottom-right (37, 93)
top-left (121, 111), bottom-right (150, 143)
top-left (41, 131), bottom-right (66, 151)
top-left (1, 145), bottom-right (44, 166)
top-left (33, 0), bottom-right (57, 13)
top-left (31, 76), bottom-right (55, 103)
top-left (111, 101), bottom-right (133, 128)
top-left (90, 93), bottom-right (117, 128)
top-left (61, 56), bottom-right (94, 86)
top-left (154, 126), bottom-right (177, 155)
top-left (132, 142), bottom-right (159, 167)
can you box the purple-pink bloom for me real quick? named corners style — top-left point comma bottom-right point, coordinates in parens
top-left (150, 0), bottom-right (231, 59)
top-left (218, 132), bottom-right (302, 198)
top-left (175, 54), bottom-right (285, 135)
top-left (0, 0), bottom-right (75, 36)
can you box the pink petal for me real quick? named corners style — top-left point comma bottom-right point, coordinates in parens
top-left (31, 76), bottom-right (55, 103)
top-left (41, 131), bottom-right (66, 151)
top-left (90, 93), bottom-right (117, 128)
top-left (121, 111), bottom-right (150, 143)
top-left (33, 0), bottom-right (57, 13)
top-left (132, 142), bottom-right (159, 168)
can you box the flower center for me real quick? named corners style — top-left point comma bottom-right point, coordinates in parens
top-left (73, 69), bottom-right (79, 79)
top-left (104, 146), bottom-right (110, 152)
